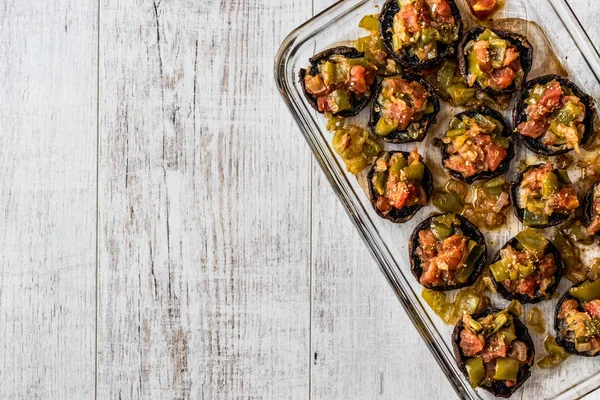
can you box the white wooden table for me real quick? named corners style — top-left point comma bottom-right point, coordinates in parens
top-left (0, 0), bottom-right (598, 399)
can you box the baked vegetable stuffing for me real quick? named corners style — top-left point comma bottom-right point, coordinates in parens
top-left (437, 109), bottom-right (513, 183)
top-left (300, 46), bottom-right (377, 116)
top-left (467, 0), bottom-right (501, 20)
top-left (458, 27), bottom-right (532, 94)
top-left (368, 149), bottom-right (433, 222)
top-left (514, 75), bottom-right (596, 155)
top-left (555, 280), bottom-right (600, 356)
top-left (490, 229), bottom-right (562, 303)
top-left (332, 125), bottom-right (382, 174)
top-left (369, 75), bottom-right (440, 143)
top-left (379, 0), bottom-right (463, 69)
top-left (409, 213), bottom-right (486, 290)
top-left (584, 182), bottom-right (600, 236)
top-left (452, 308), bottom-right (534, 397)
top-left (510, 163), bottom-right (579, 228)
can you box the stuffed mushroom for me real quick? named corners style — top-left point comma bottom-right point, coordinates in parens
top-left (300, 46), bottom-right (377, 116)
top-left (555, 279), bottom-right (600, 356)
top-left (489, 229), bottom-right (562, 303)
top-left (453, 308), bottom-right (535, 397)
top-left (514, 75), bottom-right (596, 156)
top-left (369, 74), bottom-right (440, 143)
top-left (510, 162), bottom-right (579, 228)
top-left (437, 108), bottom-right (514, 183)
top-left (458, 27), bottom-right (532, 94)
top-left (379, 0), bottom-right (463, 69)
top-left (409, 213), bottom-right (486, 290)
top-left (368, 148), bottom-right (433, 223)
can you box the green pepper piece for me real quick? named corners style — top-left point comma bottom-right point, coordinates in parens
top-left (433, 213), bottom-right (458, 228)
top-left (515, 228), bottom-right (548, 258)
top-left (319, 61), bottom-right (336, 85)
top-left (422, 289), bottom-right (454, 323)
top-left (541, 172), bottom-right (559, 197)
top-left (492, 134), bottom-right (510, 149)
top-left (518, 264), bottom-right (535, 279)
top-left (508, 300), bottom-right (522, 316)
top-left (537, 354), bottom-right (562, 369)
top-left (404, 162), bottom-right (425, 181)
top-left (373, 171), bottom-right (387, 195)
top-left (556, 170), bottom-right (571, 184)
top-left (358, 14), bottom-right (379, 31)
top-left (346, 57), bottom-right (372, 69)
top-left (493, 358), bottom-right (519, 381)
top-left (454, 289), bottom-right (482, 317)
top-left (466, 357), bottom-right (485, 388)
top-left (448, 84), bottom-right (476, 105)
top-left (329, 90), bottom-right (351, 113)
top-left (498, 328), bottom-right (517, 344)
top-left (570, 279), bottom-right (600, 301)
top-left (478, 28), bottom-right (501, 42)
top-left (430, 221), bottom-right (454, 241)
top-left (544, 335), bottom-right (569, 359)
top-left (490, 258), bottom-right (511, 282)
top-left (488, 38), bottom-right (507, 69)
top-left (456, 244), bottom-right (484, 284)
top-left (432, 190), bottom-right (464, 213)
top-left (375, 117), bottom-right (399, 136)
top-left (437, 60), bottom-right (457, 96)
top-left (555, 101), bottom-right (583, 125)
top-left (355, 36), bottom-right (370, 52)
top-left (389, 153), bottom-right (407, 176)
top-left (446, 128), bottom-right (467, 138)
top-left (363, 137), bottom-right (382, 158)
top-left (483, 176), bottom-right (505, 189)
top-left (467, 50), bottom-right (485, 83)
top-left (562, 220), bottom-right (590, 243)
top-left (523, 209), bottom-right (548, 227)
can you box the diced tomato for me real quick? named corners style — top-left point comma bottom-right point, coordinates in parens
top-left (527, 81), bottom-right (563, 120)
top-left (474, 135), bottom-right (507, 172)
top-left (401, 3), bottom-right (422, 33)
top-left (444, 155), bottom-right (478, 177)
top-left (491, 66), bottom-right (516, 90)
top-left (460, 329), bottom-right (485, 357)
top-left (349, 65), bottom-right (368, 95)
top-left (386, 177), bottom-right (410, 209)
top-left (560, 299), bottom-right (579, 319)
top-left (583, 300), bottom-right (600, 319)
top-left (420, 263), bottom-right (439, 285)
top-left (538, 256), bottom-right (557, 278)
top-left (317, 96), bottom-right (331, 112)
top-left (437, 235), bottom-right (468, 271)
top-left (587, 217), bottom-right (600, 236)
top-left (481, 334), bottom-right (508, 363)
top-left (474, 40), bottom-right (492, 74)
top-left (388, 101), bottom-right (415, 130)
top-left (503, 46), bottom-right (520, 68)
top-left (517, 277), bottom-right (537, 298)
top-left (505, 380), bottom-right (517, 388)
top-left (517, 120), bottom-right (549, 139)
top-left (376, 196), bottom-right (392, 212)
top-left (428, 0), bottom-right (454, 25)
top-left (468, 0), bottom-right (498, 20)
top-left (552, 187), bottom-right (579, 212)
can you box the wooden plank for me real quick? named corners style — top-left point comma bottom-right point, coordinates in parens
top-left (97, 0), bottom-right (312, 398)
top-left (0, 0), bottom-right (97, 398)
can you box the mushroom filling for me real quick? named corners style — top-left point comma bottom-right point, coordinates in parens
top-left (517, 163), bottom-right (579, 226)
top-left (391, 0), bottom-right (459, 61)
top-left (558, 281), bottom-right (600, 355)
top-left (371, 149), bottom-right (428, 213)
top-left (490, 229), bottom-right (557, 299)
top-left (517, 80), bottom-right (587, 151)
top-left (464, 28), bottom-right (524, 91)
top-left (373, 77), bottom-right (435, 137)
top-left (304, 55), bottom-right (376, 114)
top-left (587, 186), bottom-right (600, 236)
top-left (459, 310), bottom-right (531, 389)
top-left (416, 214), bottom-right (484, 288)
top-left (442, 113), bottom-right (509, 178)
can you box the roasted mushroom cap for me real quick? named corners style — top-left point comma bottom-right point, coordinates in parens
top-left (367, 151), bottom-right (434, 223)
top-left (437, 108), bottom-right (514, 184)
top-left (379, 0), bottom-right (463, 70)
top-left (458, 27), bottom-right (533, 95)
top-left (554, 283), bottom-right (600, 357)
top-left (299, 46), bottom-right (377, 117)
top-left (583, 181), bottom-right (600, 231)
top-left (490, 237), bottom-right (563, 303)
top-left (513, 74), bottom-right (597, 156)
top-left (369, 74), bottom-right (440, 143)
top-left (510, 164), bottom-right (571, 228)
top-left (409, 213), bottom-right (486, 290)
top-left (452, 308), bottom-right (535, 398)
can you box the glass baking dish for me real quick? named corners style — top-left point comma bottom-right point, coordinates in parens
top-left (275, 0), bottom-right (600, 399)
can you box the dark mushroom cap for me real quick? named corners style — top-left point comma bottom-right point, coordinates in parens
top-left (368, 74), bottom-right (440, 143)
top-left (490, 237), bottom-right (563, 303)
top-left (452, 308), bottom-right (535, 398)
top-left (513, 74), bottom-right (597, 156)
top-left (409, 213), bottom-right (486, 290)
top-left (510, 163), bottom-right (570, 228)
top-left (379, 0), bottom-right (463, 70)
top-left (436, 108), bottom-right (514, 184)
top-left (583, 181), bottom-right (600, 230)
top-left (458, 27), bottom-right (533, 95)
top-left (554, 283), bottom-right (600, 357)
top-left (299, 46), bottom-right (377, 117)
top-left (367, 151), bottom-right (434, 223)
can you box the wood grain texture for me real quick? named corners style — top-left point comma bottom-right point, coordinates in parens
top-left (0, 0), bottom-right (97, 398)
top-left (97, 0), bottom-right (313, 398)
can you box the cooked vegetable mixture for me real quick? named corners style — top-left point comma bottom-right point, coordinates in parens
top-left (332, 125), bottom-right (382, 174)
top-left (303, 52), bottom-right (377, 114)
top-left (464, 28), bottom-right (525, 91)
top-left (371, 149), bottom-right (428, 214)
top-left (390, 0), bottom-right (460, 62)
top-left (514, 163), bottom-right (579, 227)
top-left (490, 229), bottom-right (559, 302)
top-left (557, 280), bottom-right (600, 356)
top-left (372, 76), bottom-right (435, 139)
top-left (517, 79), bottom-right (587, 152)
top-left (441, 111), bottom-right (510, 180)
top-left (415, 213), bottom-right (485, 288)
top-left (457, 309), bottom-right (533, 390)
